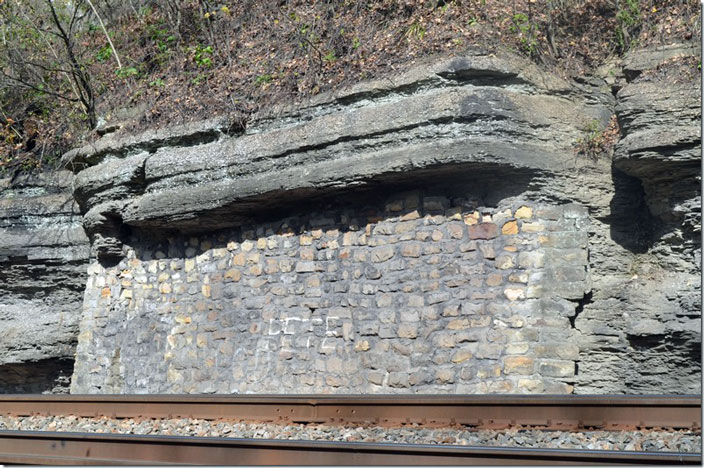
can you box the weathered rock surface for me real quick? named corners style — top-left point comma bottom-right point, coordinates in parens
top-left (0, 171), bottom-right (90, 393)
top-left (63, 50), bottom-right (610, 262)
top-left (16, 45), bottom-right (699, 394)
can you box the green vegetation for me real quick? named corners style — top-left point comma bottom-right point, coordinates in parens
top-left (615, 0), bottom-right (642, 51)
top-left (509, 12), bottom-right (538, 56)
top-left (193, 45), bottom-right (214, 68)
top-left (574, 117), bottom-right (619, 161)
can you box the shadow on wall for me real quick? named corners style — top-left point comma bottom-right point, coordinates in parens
top-left (0, 358), bottom-right (74, 394)
top-left (607, 168), bottom-right (656, 254)
top-left (106, 163), bottom-right (541, 266)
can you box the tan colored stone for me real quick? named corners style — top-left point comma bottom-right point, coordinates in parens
top-left (398, 323), bottom-right (418, 338)
top-left (212, 248), bottom-right (228, 258)
top-left (504, 287), bottom-right (525, 301)
top-left (463, 211), bottom-right (480, 225)
top-left (354, 340), bottom-right (370, 352)
top-left (435, 368), bottom-right (455, 383)
top-left (300, 248), bottom-right (315, 260)
top-left (342, 232), bottom-right (355, 246)
top-left (504, 356), bottom-right (535, 375)
top-left (486, 273), bottom-right (503, 287)
top-left (502, 220), bottom-right (518, 235)
top-left (159, 283), bottom-right (172, 294)
top-left (521, 222), bottom-right (545, 233)
top-left (431, 229), bottom-right (444, 241)
top-left (452, 349), bottom-right (473, 363)
top-left (447, 223), bottom-right (464, 239)
top-left (447, 319), bottom-right (470, 330)
top-left (488, 380), bottom-right (514, 392)
top-left (400, 243), bottom-right (422, 258)
top-left (515, 205), bottom-right (533, 219)
top-left (371, 245), bottom-right (395, 263)
top-left (201, 284), bottom-right (211, 298)
top-left (224, 269), bottom-right (241, 282)
top-left (196, 333), bottom-right (208, 348)
top-left (120, 289), bottom-right (133, 300)
top-left (232, 253), bottom-right (245, 266)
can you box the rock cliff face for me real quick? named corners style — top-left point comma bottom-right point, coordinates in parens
top-left (0, 171), bottom-right (90, 393)
top-left (2, 45), bottom-right (699, 394)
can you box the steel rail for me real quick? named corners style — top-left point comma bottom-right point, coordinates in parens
top-left (0, 431), bottom-right (700, 465)
top-left (0, 395), bottom-right (700, 430)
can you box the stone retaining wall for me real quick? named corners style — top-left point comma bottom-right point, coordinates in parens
top-left (71, 189), bottom-right (590, 394)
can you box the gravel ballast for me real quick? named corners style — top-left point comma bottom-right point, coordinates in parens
top-left (0, 415), bottom-right (700, 453)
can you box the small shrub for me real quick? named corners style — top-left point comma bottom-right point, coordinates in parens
top-left (509, 13), bottom-right (537, 56)
top-left (115, 66), bottom-right (139, 78)
top-left (193, 45), bottom-right (213, 68)
top-left (406, 21), bottom-right (426, 41)
top-left (615, 0), bottom-right (641, 52)
top-left (255, 74), bottom-right (273, 86)
top-left (96, 45), bottom-right (112, 62)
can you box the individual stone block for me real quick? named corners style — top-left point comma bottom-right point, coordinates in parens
top-left (514, 206), bottom-right (533, 219)
top-left (451, 349), bottom-right (473, 363)
top-left (504, 356), bottom-right (535, 375)
top-left (495, 255), bottom-right (515, 269)
top-left (224, 269), bottom-right (241, 282)
top-left (447, 319), bottom-right (470, 330)
top-left (388, 372), bottom-right (410, 388)
top-left (371, 245), bottom-right (395, 263)
top-left (486, 273), bottom-right (503, 286)
top-left (535, 344), bottom-right (579, 360)
top-left (435, 367), bottom-right (455, 384)
top-left (518, 251), bottom-right (546, 268)
top-left (398, 323), bottom-right (419, 338)
top-left (538, 360), bottom-right (575, 377)
top-left (468, 223), bottom-right (498, 239)
top-left (521, 222), bottom-right (545, 233)
top-left (502, 220), bottom-right (518, 235)
top-left (400, 243), bottom-right (422, 258)
top-left (295, 261), bottom-right (316, 272)
top-left (447, 223), bottom-right (465, 239)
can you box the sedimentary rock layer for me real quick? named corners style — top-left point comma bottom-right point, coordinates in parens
top-left (0, 171), bottom-right (90, 393)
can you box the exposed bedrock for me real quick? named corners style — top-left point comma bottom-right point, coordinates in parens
top-left (60, 47), bottom-right (700, 394)
top-left (0, 171), bottom-right (90, 393)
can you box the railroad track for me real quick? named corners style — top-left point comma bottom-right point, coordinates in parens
top-left (0, 395), bottom-right (700, 465)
